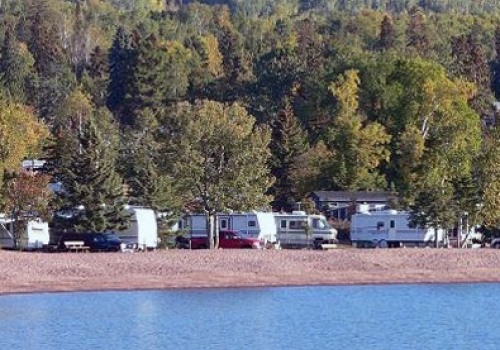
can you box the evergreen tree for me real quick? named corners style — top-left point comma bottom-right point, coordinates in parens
top-left (69, 0), bottom-right (90, 81)
top-left (82, 46), bottom-right (110, 108)
top-left (27, 0), bottom-right (64, 76)
top-left (129, 33), bottom-right (168, 117)
top-left (405, 6), bottom-right (429, 57)
top-left (36, 63), bottom-right (77, 125)
top-left (121, 108), bottom-right (181, 211)
top-left (108, 26), bottom-right (136, 125)
top-left (268, 99), bottom-right (308, 212)
top-left (215, 10), bottom-right (250, 102)
top-left (379, 15), bottom-right (395, 51)
top-left (0, 26), bottom-right (36, 103)
top-left (54, 116), bottom-right (127, 233)
top-left (491, 26), bottom-right (500, 99)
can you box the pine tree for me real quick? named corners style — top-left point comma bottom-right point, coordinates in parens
top-left (491, 25), bottom-right (500, 99)
top-left (405, 6), bottom-right (429, 57)
top-left (0, 27), bottom-right (36, 103)
top-left (108, 26), bottom-right (136, 125)
top-left (121, 109), bottom-right (180, 211)
top-left (268, 99), bottom-right (308, 212)
top-left (55, 116), bottom-right (127, 233)
top-left (27, 0), bottom-right (64, 76)
top-left (83, 46), bottom-right (109, 108)
top-left (129, 33), bottom-right (168, 117)
top-left (69, 0), bottom-right (90, 81)
top-left (379, 15), bottom-right (395, 51)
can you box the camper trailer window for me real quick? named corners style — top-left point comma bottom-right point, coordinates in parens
top-left (248, 220), bottom-right (256, 227)
top-left (377, 221), bottom-right (384, 229)
top-left (280, 220), bottom-right (287, 229)
top-left (390, 220), bottom-right (395, 229)
top-left (221, 219), bottom-right (228, 229)
top-left (290, 220), bottom-right (306, 229)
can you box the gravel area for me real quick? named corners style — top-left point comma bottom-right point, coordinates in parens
top-left (1, 248), bottom-right (500, 295)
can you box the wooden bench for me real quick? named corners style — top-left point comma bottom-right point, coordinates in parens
top-left (64, 241), bottom-right (90, 253)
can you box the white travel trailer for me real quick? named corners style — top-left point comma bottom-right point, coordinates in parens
top-left (0, 215), bottom-right (49, 250)
top-left (350, 210), bottom-right (447, 248)
top-left (178, 211), bottom-right (277, 244)
top-left (273, 211), bottom-right (338, 248)
top-left (114, 207), bottom-right (159, 250)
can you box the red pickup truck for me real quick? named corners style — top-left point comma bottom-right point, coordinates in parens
top-left (175, 230), bottom-right (263, 249)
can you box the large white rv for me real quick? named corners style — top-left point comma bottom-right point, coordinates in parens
top-left (114, 207), bottom-right (158, 250)
top-left (350, 210), bottom-right (447, 248)
top-left (273, 211), bottom-right (338, 248)
top-left (0, 215), bottom-right (49, 250)
top-left (178, 211), bottom-right (277, 244)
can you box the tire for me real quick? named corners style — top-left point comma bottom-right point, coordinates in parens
top-left (493, 242), bottom-right (500, 249)
top-left (377, 240), bottom-right (388, 249)
top-left (313, 239), bottom-right (324, 250)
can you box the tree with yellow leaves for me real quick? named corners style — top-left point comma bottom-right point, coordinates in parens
top-left (325, 69), bottom-right (391, 191)
top-left (0, 95), bottom-right (48, 187)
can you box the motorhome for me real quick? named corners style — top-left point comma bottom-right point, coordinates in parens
top-left (350, 210), bottom-right (447, 248)
top-left (114, 207), bottom-right (158, 250)
top-left (178, 211), bottom-right (277, 244)
top-left (0, 215), bottom-right (49, 250)
top-left (273, 211), bottom-right (338, 248)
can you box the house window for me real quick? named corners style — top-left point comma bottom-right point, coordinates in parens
top-left (248, 220), bottom-right (256, 227)
top-left (390, 220), bottom-right (395, 229)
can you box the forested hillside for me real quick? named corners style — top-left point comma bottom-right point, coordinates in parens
top-left (1, 0), bottom-right (500, 231)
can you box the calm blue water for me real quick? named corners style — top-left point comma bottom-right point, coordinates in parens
top-left (0, 283), bottom-right (499, 350)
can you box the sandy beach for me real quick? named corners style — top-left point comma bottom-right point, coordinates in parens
top-left (1, 248), bottom-right (500, 295)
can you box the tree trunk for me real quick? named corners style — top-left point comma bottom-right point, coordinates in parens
top-left (206, 211), bottom-right (216, 249)
top-left (214, 214), bottom-right (220, 249)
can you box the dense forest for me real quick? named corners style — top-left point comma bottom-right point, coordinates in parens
top-left (2, 0), bottom-right (500, 233)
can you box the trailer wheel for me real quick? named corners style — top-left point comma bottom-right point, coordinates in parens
top-left (377, 240), bottom-right (388, 249)
top-left (492, 242), bottom-right (500, 249)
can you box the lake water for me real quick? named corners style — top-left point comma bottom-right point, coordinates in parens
top-left (0, 283), bottom-right (499, 350)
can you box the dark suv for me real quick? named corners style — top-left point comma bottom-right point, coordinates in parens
top-left (58, 233), bottom-right (121, 252)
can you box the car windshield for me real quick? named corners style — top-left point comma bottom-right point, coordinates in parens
top-left (234, 231), bottom-right (249, 238)
top-left (105, 234), bottom-right (120, 241)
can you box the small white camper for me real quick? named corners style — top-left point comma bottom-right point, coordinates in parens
top-left (350, 210), bottom-right (447, 248)
top-left (114, 207), bottom-right (158, 250)
top-left (273, 211), bottom-right (338, 248)
top-left (179, 211), bottom-right (277, 244)
top-left (0, 215), bottom-right (49, 250)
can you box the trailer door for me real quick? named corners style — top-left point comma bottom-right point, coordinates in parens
top-left (388, 219), bottom-right (397, 242)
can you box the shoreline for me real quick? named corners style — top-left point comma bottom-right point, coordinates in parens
top-left (1, 248), bottom-right (500, 295)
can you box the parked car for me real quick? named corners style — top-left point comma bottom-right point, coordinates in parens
top-left (176, 230), bottom-right (264, 249)
top-left (57, 233), bottom-right (121, 252)
top-left (490, 237), bottom-right (500, 249)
